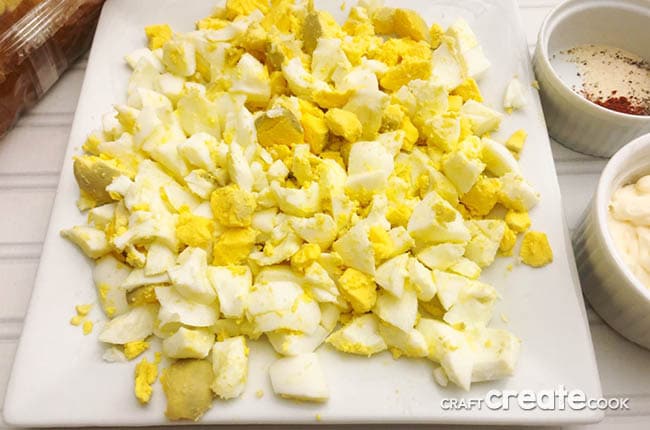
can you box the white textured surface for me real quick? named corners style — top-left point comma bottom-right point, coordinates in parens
top-left (0, 0), bottom-right (648, 428)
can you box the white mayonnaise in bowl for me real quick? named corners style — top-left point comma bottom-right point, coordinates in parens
top-left (573, 132), bottom-right (650, 349)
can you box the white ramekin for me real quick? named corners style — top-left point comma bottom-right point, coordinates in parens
top-left (573, 133), bottom-right (650, 349)
top-left (533, 0), bottom-right (650, 158)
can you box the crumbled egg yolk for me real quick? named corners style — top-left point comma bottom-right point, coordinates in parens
top-left (144, 24), bottom-right (173, 50)
top-left (505, 129), bottom-right (527, 155)
top-left (210, 185), bottom-right (256, 227)
top-left (176, 208), bottom-right (214, 248)
top-left (134, 354), bottom-right (161, 404)
top-left (61, 0), bottom-right (553, 418)
top-left (520, 231), bottom-right (553, 267)
top-left (82, 320), bottom-right (94, 335)
top-left (337, 268), bottom-right (377, 313)
top-left (125, 341), bottom-right (150, 360)
top-left (505, 210), bottom-right (531, 233)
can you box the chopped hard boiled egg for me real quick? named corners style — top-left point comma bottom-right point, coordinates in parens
top-left (62, 0), bottom-right (551, 419)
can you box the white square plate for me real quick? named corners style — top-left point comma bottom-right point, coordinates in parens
top-left (3, 0), bottom-right (603, 426)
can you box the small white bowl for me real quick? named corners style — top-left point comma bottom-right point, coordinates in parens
top-left (573, 132), bottom-right (650, 349)
top-left (533, 0), bottom-right (650, 157)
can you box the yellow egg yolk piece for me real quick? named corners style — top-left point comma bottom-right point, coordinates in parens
top-left (145, 24), bottom-right (173, 50)
top-left (134, 356), bottom-right (159, 404)
top-left (519, 231), bottom-right (553, 267)
top-left (210, 184), bottom-right (257, 228)
top-left (505, 210), bottom-right (531, 233)
top-left (176, 210), bottom-right (214, 248)
top-left (125, 341), bottom-right (150, 360)
top-left (460, 176), bottom-right (501, 217)
top-left (337, 268), bottom-right (377, 313)
top-left (212, 227), bottom-right (257, 265)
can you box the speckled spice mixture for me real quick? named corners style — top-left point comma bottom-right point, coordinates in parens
top-left (562, 44), bottom-right (650, 116)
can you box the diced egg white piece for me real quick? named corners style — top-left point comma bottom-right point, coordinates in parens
top-left (444, 298), bottom-right (494, 329)
top-left (246, 268), bottom-right (302, 315)
top-left (460, 100), bottom-right (503, 136)
top-left (162, 39), bottom-right (196, 76)
top-left (227, 143), bottom-right (254, 192)
top-left (332, 223), bottom-right (375, 276)
top-left (500, 172), bottom-right (540, 211)
top-left (343, 89), bottom-right (389, 140)
top-left (459, 45), bottom-right (491, 80)
top-left (162, 326), bottom-right (214, 358)
top-left (430, 39), bottom-right (464, 91)
top-left (433, 270), bottom-right (473, 310)
top-left (269, 353), bottom-right (329, 402)
top-left (326, 314), bottom-right (387, 356)
top-left (206, 265), bottom-right (251, 319)
top-left (105, 175), bottom-right (133, 199)
top-left (124, 160), bottom-right (172, 213)
top-left (184, 170), bottom-right (216, 199)
top-left (465, 219), bottom-right (506, 267)
top-left (375, 254), bottom-right (408, 297)
top-left (282, 57), bottom-right (317, 99)
top-left (407, 257), bottom-right (437, 301)
top-left (267, 159), bottom-right (290, 182)
top-left (416, 243), bottom-right (465, 270)
top-left (319, 303), bottom-right (341, 332)
top-left (249, 233), bottom-right (302, 266)
top-left (122, 268), bottom-right (170, 291)
top-left (312, 37), bottom-right (351, 82)
top-left (481, 137), bottom-right (520, 177)
top-left (178, 132), bottom-right (218, 172)
top-left (98, 304), bottom-right (157, 344)
top-left (387, 227), bottom-right (416, 255)
top-left (378, 323), bottom-right (428, 358)
top-left (61, 225), bottom-right (111, 259)
top-left (416, 318), bottom-right (468, 362)
top-left (318, 159), bottom-right (347, 197)
top-left (503, 77), bottom-right (527, 111)
top-left (230, 53), bottom-right (271, 106)
top-left (102, 346), bottom-right (127, 363)
top-left (449, 257), bottom-right (481, 279)
top-left (145, 241), bottom-right (176, 276)
top-left (211, 336), bottom-right (249, 399)
top-left (93, 255), bottom-right (130, 317)
top-left (87, 203), bottom-right (117, 230)
top-left (145, 140), bottom-right (190, 180)
top-left (162, 181), bottom-right (201, 211)
top-left (254, 296), bottom-right (321, 334)
top-left (155, 286), bottom-right (218, 327)
top-left (267, 325), bottom-right (329, 356)
top-left (335, 66), bottom-right (378, 92)
top-left (168, 247), bottom-right (216, 304)
top-left (177, 90), bottom-right (221, 138)
top-left (130, 87), bottom-right (172, 111)
top-left (114, 212), bottom-right (178, 252)
top-left (446, 19), bottom-right (479, 53)
top-left (470, 328), bottom-right (521, 382)
top-left (442, 150), bottom-right (485, 194)
top-left (407, 191), bottom-right (470, 245)
top-left (289, 214), bottom-right (337, 250)
top-left (433, 367), bottom-right (449, 387)
top-left (347, 140), bottom-right (394, 185)
top-left (127, 65), bottom-right (160, 101)
top-left (270, 181), bottom-right (321, 217)
top-left (303, 262), bottom-right (339, 304)
top-left (101, 113), bottom-right (122, 139)
top-left (373, 288), bottom-right (418, 331)
top-left (155, 73), bottom-right (185, 102)
top-left (125, 48), bottom-right (163, 71)
top-left (441, 346), bottom-right (474, 391)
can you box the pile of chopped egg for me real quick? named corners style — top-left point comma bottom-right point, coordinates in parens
top-left (61, 0), bottom-right (553, 421)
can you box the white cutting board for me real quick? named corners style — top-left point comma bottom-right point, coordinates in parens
top-left (3, 0), bottom-right (603, 426)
